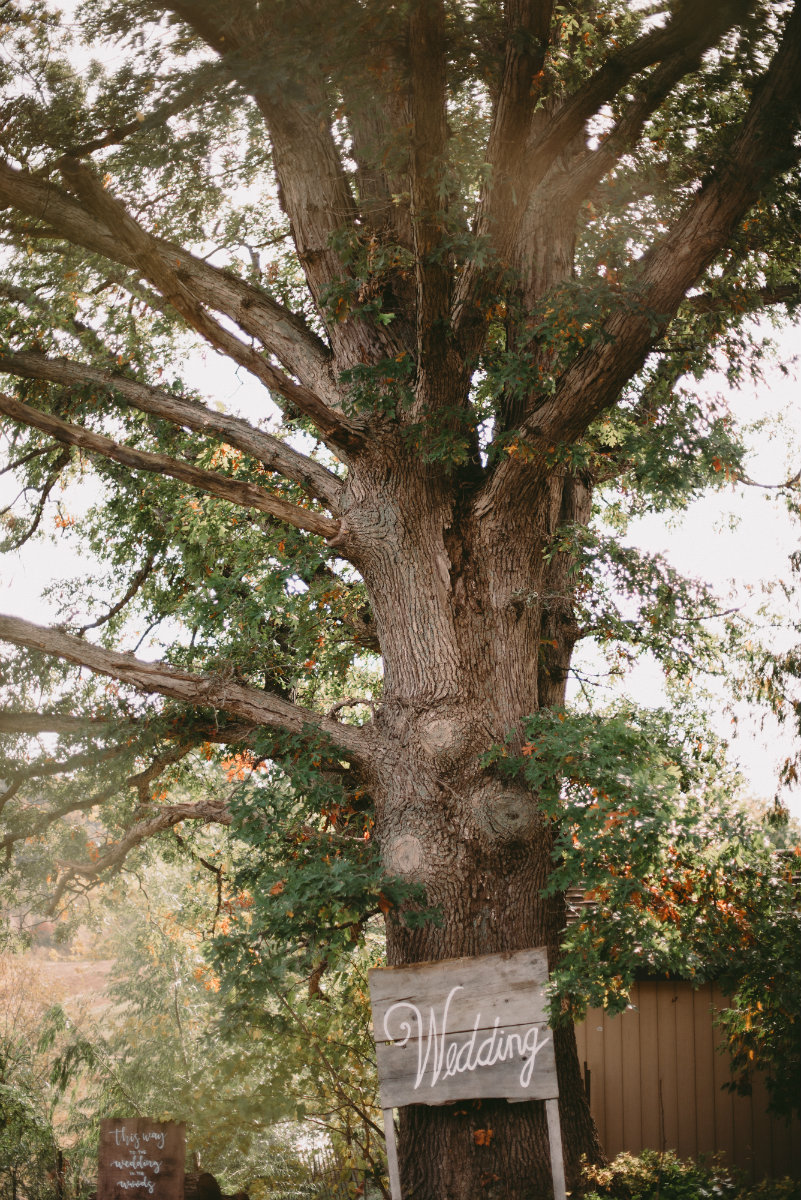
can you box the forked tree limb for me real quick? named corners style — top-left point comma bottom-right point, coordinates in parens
top-left (557, 28), bottom-right (733, 210)
top-left (56, 157), bottom-right (364, 449)
top-left (0, 350), bottom-right (343, 506)
top-left (0, 613), bottom-right (374, 764)
top-left (455, 0), bottom-right (758, 354)
top-left (0, 392), bottom-right (340, 539)
top-left (0, 158), bottom-right (340, 412)
top-left (520, 0), bottom-right (758, 208)
top-left (483, 0), bottom-right (801, 506)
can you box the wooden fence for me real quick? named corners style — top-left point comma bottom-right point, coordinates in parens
top-left (574, 980), bottom-right (800, 1180)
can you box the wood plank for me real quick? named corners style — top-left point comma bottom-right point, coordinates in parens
top-left (602, 1006), bottom-right (624, 1157)
top-left (637, 983), bottom-right (660, 1151)
top-left (711, 986), bottom-right (735, 1165)
top-left (97, 1119), bottom-right (185, 1200)
top-left (656, 984), bottom-right (679, 1152)
top-left (692, 983), bottom-right (717, 1157)
top-left (546, 1098), bottom-right (567, 1200)
top-left (674, 984), bottom-right (698, 1159)
top-left (369, 948), bottom-right (549, 1041)
top-left (383, 1109), bottom-right (402, 1200)
top-left (620, 988), bottom-right (643, 1154)
top-left (749, 1070), bottom-right (774, 1182)
top-left (374, 1020), bottom-right (558, 1107)
top-left (583, 1007), bottom-right (607, 1146)
top-left (732, 1071), bottom-right (756, 1178)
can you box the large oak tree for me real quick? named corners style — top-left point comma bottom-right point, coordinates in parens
top-left (1, 1), bottom-right (801, 1195)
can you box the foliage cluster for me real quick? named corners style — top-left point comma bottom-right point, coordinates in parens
top-left (581, 1151), bottom-right (801, 1200)
top-left (19, 855), bottom-right (388, 1198)
top-left (0, 952), bottom-right (68, 1200)
top-left (484, 705), bottom-right (801, 1115)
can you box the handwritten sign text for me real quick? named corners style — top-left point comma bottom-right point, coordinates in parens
top-left (97, 1120), bottom-right (185, 1200)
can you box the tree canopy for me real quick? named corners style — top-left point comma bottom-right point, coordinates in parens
top-left (1, 1), bottom-right (801, 1195)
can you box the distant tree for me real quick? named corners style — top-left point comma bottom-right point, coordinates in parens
top-left (46, 858), bottom-right (388, 1194)
top-left (1, 1), bottom-right (801, 1194)
top-left (0, 955), bottom-right (62, 1200)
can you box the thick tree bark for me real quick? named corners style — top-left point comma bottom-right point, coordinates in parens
top-left (335, 439), bottom-right (601, 1197)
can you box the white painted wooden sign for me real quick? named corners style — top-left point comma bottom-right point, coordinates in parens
top-left (368, 947), bottom-right (566, 1200)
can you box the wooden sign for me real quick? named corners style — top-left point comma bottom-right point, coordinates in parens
top-left (368, 948), bottom-right (566, 1200)
top-left (97, 1119), bottom-right (185, 1200)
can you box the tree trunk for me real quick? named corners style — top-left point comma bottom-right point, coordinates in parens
top-left (343, 444), bottom-right (603, 1198)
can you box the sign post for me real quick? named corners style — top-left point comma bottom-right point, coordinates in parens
top-left (97, 1119), bottom-right (186, 1200)
top-left (368, 947), bottom-right (566, 1200)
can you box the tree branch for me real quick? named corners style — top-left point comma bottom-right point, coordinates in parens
top-left (455, 0), bottom-right (757, 350)
top-left (0, 710), bottom-right (120, 735)
top-left (47, 798), bottom-right (233, 914)
top-left (558, 25), bottom-right (732, 209)
top-left (688, 282), bottom-right (801, 317)
top-left (164, 6), bottom-right (353, 309)
top-left (75, 550), bottom-right (159, 637)
top-left (0, 392), bottom-right (340, 539)
top-left (408, 0), bottom-right (463, 411)
top-left (0, 350), bottom-right (343, 506)
top-left (0, 158), bottom-right (340, 411)
top-left (0, 447), bottom-right (71, 551)
top-left (55, 156), bottom-right (363, 448)
top-left (521, 0), bottom-right (757, 207)
top-left (473, 0), bottom-right (555, 259)
top-left (0, 613), bottom-right (374, 764)
top-left (484, 0), bottom-right (801, 499)
top-left (65, 63), bottom-right (226, 159)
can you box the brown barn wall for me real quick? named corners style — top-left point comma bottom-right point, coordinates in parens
top-left (573, 981), bottom-right (801, 1181)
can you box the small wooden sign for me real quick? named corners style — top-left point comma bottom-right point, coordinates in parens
top-left (368, 948), bottom-right (566, 1200)
top-left (98, 1119), bottom-right (185, 1200)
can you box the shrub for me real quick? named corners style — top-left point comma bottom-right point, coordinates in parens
top-left (581, 1150), bottom-right (800, 1200)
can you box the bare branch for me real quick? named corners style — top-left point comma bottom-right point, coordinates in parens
top-left (76, 550), bottom-right (159, 637)
top-left (0, 392), bottom-right (340, 539)
top-left (48, 798), bottom-right (233, 913)
top-left (0, 613), bottom-right (374, 764)
top-left (0, 350), bottom-right (343, 506)
top-left (0, 441), bottom-right (59, 476)
top-left (0, 447), bottom-right (71, 551)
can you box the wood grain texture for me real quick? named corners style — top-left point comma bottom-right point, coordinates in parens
top-left (370, 948), bottom-right (557, 1108)
top-left (369, 947), bottom-right (549, 1040)
top-left (574, 981), bottom-right (801, 1181)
